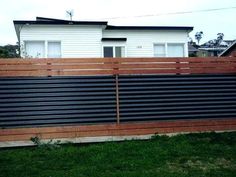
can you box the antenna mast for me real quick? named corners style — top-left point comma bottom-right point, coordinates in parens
top-left (66, 10), bottom-right (74, 21)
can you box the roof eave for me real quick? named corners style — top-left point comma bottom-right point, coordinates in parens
top-left (101, 38), bottom-right (127, 42)
top-left (105, 25), bottom-right (193, 31)
top-left (13, 20), bottom-right (108, 26)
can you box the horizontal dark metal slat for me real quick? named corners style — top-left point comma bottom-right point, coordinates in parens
top-left (120, 100), bottom-right (236, 108)
top-left (119, 80), bottom-right (236, 86)
top-left (121, 113), bottom-right (236, 122)
top-left (0, 95), bottom-right (116, 103)
top-left (120, 97), bottom-right (236, 103)
top-left (120, 89), bottom-right (236, 95)
top-left (0, 83), bottom-right (115, 89)
top-left (120, 93), bottom-right (236, 99)
top-left (0, 104), bottom-right (116, 112)
top-left (0, 87), bottom-right (115, 94)
top-left (0, 116), bottom-right (116, 127)
top-left (0, 91), bottom-right (116, 98)
top-left (0, 88), bottom-right (236, 99)
top-left (0, 108), bottom-right (117, 117)
top-left (120, 104), bottom-right (236, 112)
top-left (2, 93), bottom-right (235, 104)
top-left (120, 108), bottom-right (236, 116)
top-left (0, 100), bottom-right (116, 108)
top-left (0, 112), bottom-right (116, 122)
top-left (119, 85), bottom-right (236, 91)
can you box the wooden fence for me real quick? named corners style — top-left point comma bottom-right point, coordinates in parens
top-left (0, 57), bottom-right (236, 76)
top-left (0, 57), bottom-right (236, 147)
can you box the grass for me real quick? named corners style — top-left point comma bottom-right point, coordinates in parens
top-left (0, 132), bottom-right (236, 177)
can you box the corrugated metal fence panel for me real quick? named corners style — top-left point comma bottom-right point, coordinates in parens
top-left (1, 74), bottom-right (236, 128)
top-left (119, 74), bottom-right (236, 122)
top-left (0, 76), bottom-right (116, 128)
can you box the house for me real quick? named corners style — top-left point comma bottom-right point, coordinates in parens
top-left (13, 17), bottom-right (193, 58)
top-left (188, 43), bottom-right (199, 57)
top-left (219, 40), bottom-right (236, 57)
top-left (198, 40), bottom-right (235, 57)
top-left (198, 42), bottom-right (227, 57)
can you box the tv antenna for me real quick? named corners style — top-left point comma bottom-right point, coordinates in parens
top-left (66, 10), bottom-right (74, 21)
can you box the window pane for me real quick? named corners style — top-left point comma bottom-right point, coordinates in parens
top-left (25, 41), bottom-right (45, 58)
top-left (115, 46), bottom-right (125, 57)
top-left (154, 44), bottom-right (165, 57)
top-left (103, 47), bottom-right (113, 57)
top-left (48, 42), bottom-right (61, 58)
top-left (115, 47), bottom-right (121, 57)
top-left (167, 44), bottom-right (184, 57)
top-left (121, 47), bottom-right (125, 57)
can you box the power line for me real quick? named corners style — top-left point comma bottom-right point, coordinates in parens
top-left (86, 6), bottom-right (236, 20)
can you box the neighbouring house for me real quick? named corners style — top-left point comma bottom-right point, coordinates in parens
top-left (219, 40), bottom-right (236, 57)
top-left (198, 40), bottom-right (235, 57)
top-left (13, 17), bottom-right (193, 58)
top-left (188, 43), bottom-right (199, 57)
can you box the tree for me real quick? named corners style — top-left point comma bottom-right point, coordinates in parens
top-left (216, 33), bottom-right (224, 46)
top-left (0, 44), bottom-right (20, 58)
top-left (204, 33), bottom-right (225, 47)
top-left (195, 31), bottom-right (203, 45)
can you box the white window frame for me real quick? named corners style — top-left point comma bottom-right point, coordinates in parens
top-left (153, 42), bottom-right (185, 57)
top-left (166, 42), bottom-right (185, 57)
top-left (47, 41), bottom-right (62, 58)
top-left (153, 43), bottom-right (167, 57)
top-left (23, 40), bottom-right (46, 58)
top-left (102, 43), bottom-right (127, 57)
top-left (23, 40), bottom-right (62, 58)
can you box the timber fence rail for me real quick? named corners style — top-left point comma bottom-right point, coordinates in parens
top-left (0, 57), bottom-right (236, 145)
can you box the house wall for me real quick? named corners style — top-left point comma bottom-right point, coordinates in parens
top-left (20, 25), bottom-right (189, 58)
top-left (102, 30), bottom-right (189, 57)
top-left (225, 47), bottom-right (236, 57)
top-left (20, 25), bottom-right (103, 58)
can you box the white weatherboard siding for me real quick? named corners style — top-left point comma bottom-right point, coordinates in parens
top-left (20, 25), bottom-right (103, 58)
top-left (20, 25), bottom-right (189, 58)
top-left (102, 30), bottom-right (189, 57)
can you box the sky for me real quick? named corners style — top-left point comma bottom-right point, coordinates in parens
top-left (0, 0), bottom-right (236, 45)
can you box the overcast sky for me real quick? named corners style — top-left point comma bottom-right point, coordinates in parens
top-left (0, 0), bottom-right (235, 45)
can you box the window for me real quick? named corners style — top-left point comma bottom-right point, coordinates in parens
top-left (115, 47), bottom-right (125, 57)
top-left (25, 41), bottom-right (45, 58)
top-left (167, 44), bottom-right (184, 57)
top-left (154, 44), bottom-right (166, 57)
top-left (103, 46), bottom-right (125, 58)
top-left (47, 42), bottom-right (61, 58)
top-left (154, 43), bottom-right (185, 57)
top-left (103, 47), bottom-right (113, 57)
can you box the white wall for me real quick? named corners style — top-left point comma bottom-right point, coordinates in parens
top-left (20, 25), bottom-right (189, 58)
top-left (102, 30), bottom-right (189, 57)
top-left (20, 25), bottom-right (103, 58)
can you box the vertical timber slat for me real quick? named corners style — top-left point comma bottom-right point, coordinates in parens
top-left (115, 74), bottom-right (120, 124)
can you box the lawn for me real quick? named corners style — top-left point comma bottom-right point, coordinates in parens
top-left (0, 132), bottom-right (236, 177)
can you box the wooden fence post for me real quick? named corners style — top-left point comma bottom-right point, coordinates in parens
top-left (47, 60), bottom-right (52, 77)
top-left (115, 74), bottom-right (120, 125)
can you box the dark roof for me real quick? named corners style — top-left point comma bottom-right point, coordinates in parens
top-left (14, 17), bottom-right (193, 31)
top-left (219, 40), bottom-right (236, 56)
top-left (106, 25), bottom-right (193, 31)
top-left (13, 16), bottom-right (108, 25)
top-left (36, 17), bottom-right (69, 22)
top-left (101, 38), bottom-right (127, 41)
top-left (188, 44), bottom-right (199, 52)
